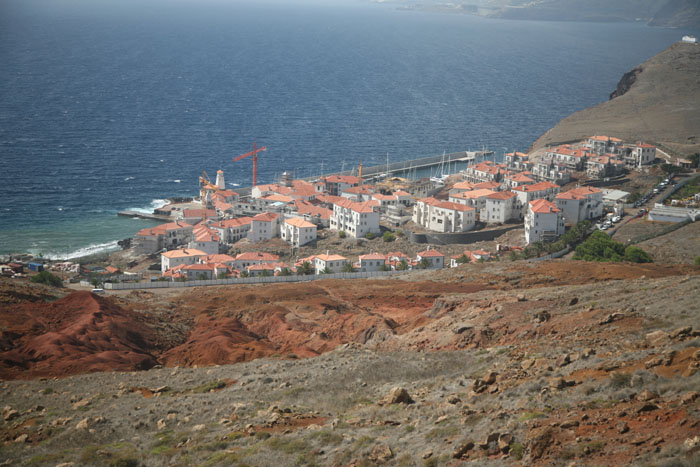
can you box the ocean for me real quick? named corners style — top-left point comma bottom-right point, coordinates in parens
top-left (0, 0), bottom-right (694, 258)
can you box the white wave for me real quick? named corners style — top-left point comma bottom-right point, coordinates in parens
top-left (124, 176), bottom-right (135, 181)
top-left (57, 207), bottom-right (64, 211)
top-left (125, 198), bottom-right (169, 215)
top-left (229, 182), bottom-right (240, 187)
top-left (172, 179), bottom-right (181, 183)
top-left (38, 240), bottom-right (120, 260)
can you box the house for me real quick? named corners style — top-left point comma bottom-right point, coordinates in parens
top-left (208, 217), bottom-right (253, 244)
top-left (462, 161), bottom-right (507, 184)
top-left (181, 263), bottom-right (215, 280)
top-left (281, 217), bottom-right (317, 247)
top-left (503, 172), bottom-right (535, 189)
top-left (448, 189), bottom-right (496, 216)
top-left (341, 185), bottom-right (375, 202)
top-left (233, 251), bottom-right (280, 271)
top-left (525, 199), bottom-right (565, 244)
top-left (622, 143), bottom-right (656, 168)
top-left (530, 159), bottom-right (571, 185)
top-left (393, 190), bottom-right (413, 206)
top-left (587, 136), bottom-right (623, 155)
top-left (133, 220), bottom-right (193, 254)
top-left (412, 198), bottom-right (476, 232)
top-left (546, 145), bottom-right (588, 171)
top-left (188, 225), bottom-right (221, 255)
top-left (504, 151), bottom-right (531, 171)
top-left (482, 191), bottom-right (518, 223)
top-left (372, 193), bottom-right (400, 210)
top-left (251, 183), bottom-right (293, 200)
top-left (416, 249), bottom-right (444, 269)
top-left (249, 212), bottom-right (281, 242)
top-left (314, 253), bottom-right (347, 274)
top-left (202, 254), bottom-right (236, 267)
top-left (511, 181), bottom-right (560, 214)
top-left (291, 200), bottom-right (332, 227)
top-left (161, 248), bottom-right (207, 273)
top-left (586, 155), bottom-right (626, 179)
top-left (555, 186), bottom-right (604, 224)
top-left (358, 252), bottom-right (387, 272)
top-left (247, 262), bottom-right (277, 277)
top-left (179, 209), bottom-right (218, 224)
top-left (386, 251), bottom-right (412, 270)
top-left (450, 249), bottom-right (491, 267)
top-left (329, 199), bottom-right (380, 238)
top-left (317, 175), bottom-right (362, 196)
top-left (450, 181), bottom-right (476, 195)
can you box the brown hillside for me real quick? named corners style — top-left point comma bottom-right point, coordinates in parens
top-left (530, 42), bottom-right (700, 156)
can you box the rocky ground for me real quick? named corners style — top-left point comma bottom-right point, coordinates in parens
top-left (1, 257), bottom-right (700, 466)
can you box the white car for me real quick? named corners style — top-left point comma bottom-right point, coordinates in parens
top-left (612, 216), bottom-right (621, 223)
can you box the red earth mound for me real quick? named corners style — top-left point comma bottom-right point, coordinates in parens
top-left (0, 291), bottom-right (159, 379)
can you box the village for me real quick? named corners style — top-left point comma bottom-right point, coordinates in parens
top-left (3, 135), bottom-right (699, 286)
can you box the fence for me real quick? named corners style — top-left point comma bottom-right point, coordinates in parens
top-left (103, 270), bottom-right (405, 290)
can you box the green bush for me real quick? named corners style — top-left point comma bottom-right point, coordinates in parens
top-left (574, 231), bottom-right (625, 262)
top-left (396, 260), bottom-right (409, 271)
top-left (365, 232), bottom-right (376, 240)
top-left (382, 231), bottom-right (395, 242)
top-left (624, 246), bottom-right (653, 263)
top-left (296, 261), bottom-right (313, 276)
top-left (338, 230), bottom-right (346, 239)
top-left (695, 256), bottom-right (700, 266)
top-left (30, 270), bottom-right (63, 287)
top-left (341, 263), bottom-right (355, 273)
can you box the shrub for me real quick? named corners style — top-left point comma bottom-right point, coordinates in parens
top-left (609, 372), bottom-right (631, 389)
top-left (341, 263), bottom-right (355, 273)
top-left (456, 254), bottom-right (469, 264)
top-left (365, 232), bottom-right (376, 240)
top-left (338, 230), bottom-right (346, 239)
top-left (30, 270), bottom-right (63, 287)
top-left (278, 268), bottom-right (292, 276)
top-left (694, 256), bottom-right (700, 266)
top-left (382, 231), bottom-right (395, 242)
top-left (624, 246), bottom-right (653, 263)
top-left (574, 231), bottom-right (625, 262)
top-left (396, 260), bottom-right (409, 271)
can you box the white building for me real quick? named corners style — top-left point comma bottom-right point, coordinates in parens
top-left (511, 181), bottom-right (560, 213)
top-left (627, 143), bottom-right (656, 168)
top-left (482, 191), bottom-right (518, 223)
top-left (448, 189), bottom-right (496, 216)
top-left (134, 221), bottom-right (193, 254)
top-left (281, 217), bottom-right (317, 247)
top-left (249, 212), bottom-right (281, 242)
top-left (555, 186), bottom-right (604, 225)
top-left (416, 249), bottom-right (445, 269)
top-left (188, 225), bottom-right (221, 255)
top-left (233, 252), bottom-right (280, 272)
top-left (525, 199), bottom-right (565, 244)
top-left (208, 217), bottom-right (252, 244)
top-left (358, 252), bottom-right (387, 272)
top-left (329, 199), bottom-right (380, 238)
top-left (314, 254), bottom-right (348, 274)
top-left (412, 197), bottom-right (476, 233)
top-left (160, 248), bottom-right (207, 273)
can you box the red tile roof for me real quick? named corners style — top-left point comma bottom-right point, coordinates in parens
top-left (529, 199), bottom-right (560, 214)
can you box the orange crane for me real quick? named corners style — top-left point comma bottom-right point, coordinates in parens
top-left (233, 142), bottom-right (267, 186)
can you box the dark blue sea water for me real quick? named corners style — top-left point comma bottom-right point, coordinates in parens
top-left (0, 0), bottom-right (695, 258)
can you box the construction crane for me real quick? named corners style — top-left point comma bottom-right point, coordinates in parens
top-left (233, 142), bottom-right (267, 186)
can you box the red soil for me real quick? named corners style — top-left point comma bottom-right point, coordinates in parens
top-left (0, 291), bottom-right (159, 379)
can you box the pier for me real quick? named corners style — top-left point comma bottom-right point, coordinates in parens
top-left (234, 150), bottom-right (494, 197)
top-left (117, 211), bottom-right (172, 221)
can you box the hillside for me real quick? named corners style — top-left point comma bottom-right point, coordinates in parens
top-left (1, 258), bottom-right (699, 465)
top-left (530, 42), bottom-right (700, 157)
top-left (392, 0), bottom-right (700, 28)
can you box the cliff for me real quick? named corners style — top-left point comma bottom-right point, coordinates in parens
top-left (530, 42), bottom-right (700, 156)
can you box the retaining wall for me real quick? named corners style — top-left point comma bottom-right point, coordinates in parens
top-left (408, 225), bottom-right (521, 245)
